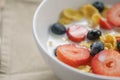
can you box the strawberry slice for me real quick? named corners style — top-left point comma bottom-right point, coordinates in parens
top-left (107, 3), bottom-right (120, 27)
top-left (67, 25), bottom-right (88, 42)
top-left (91, 50), bottom-right (120, 77)
top-left (99, 18), bottom-right (112, 30)
top-left (56, 44), bottom-right (90, 67)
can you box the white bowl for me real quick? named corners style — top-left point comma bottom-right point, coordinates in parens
top-left (33, 0), bottom-right (120, 80)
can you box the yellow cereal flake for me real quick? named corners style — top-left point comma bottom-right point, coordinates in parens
top-left (62, 8), bottom-right (83, 20)
top-left (105, 47), bottom-right (109, 50)
top-left (100, 34), bottom-right (117, 49)
top-left (59, 8), bottom-right (84, 24)
top-left (80, 41), bottom-right (92, 48)
top-left (105, 43), bottom-right (113, 49)
top-left (91, 13), bottom-right (101, 27)
top-left (58, 17), bottom-right (72, 25)
top-left (101, 6), bottom-right (110, 18)
top-left (78, 65), bottom-right (91, 72)
top-left (81, 4), bottom-right (99, 19)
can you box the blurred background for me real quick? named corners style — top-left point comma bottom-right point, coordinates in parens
top-left (0, 0), bottom-right (59, 80)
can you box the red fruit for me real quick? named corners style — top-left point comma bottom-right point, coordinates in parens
top-left (116, 37), bottom-right (120, 42)
top-left (91, 50), bottom-right (120, 77)
top-left (107, 3), bottom-right (120, 27)
top-left (67, 25), bottom-right (88, 42)
top-left (56, 44), bottom-right (90, 67)
top-left (99, 18), bottom-right (112, 30)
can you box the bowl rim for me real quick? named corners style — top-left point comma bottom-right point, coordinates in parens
top-left (33, 0), bottom-right (120, 79)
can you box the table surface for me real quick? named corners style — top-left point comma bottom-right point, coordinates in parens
top-left (0, 0), bottom-right (59, 80)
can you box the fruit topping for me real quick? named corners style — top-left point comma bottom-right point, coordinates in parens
top-left (90, 41), bottom-right (104, 56)
top-left (116, 37), bottom-right (120, 42)
top-left (91, 50), bottom-right (120, 77)
top-left (93, 1), bottom-right (104, 12)
top-left (67, 25), bottom-right (88, 42)
top-left (117, 40), bottom-right (120, 51)
top-left (49, 1), bottom-right (120, 77)
top-left (107, 3), bottom-right (120, 27)
top-left (87, 29), bottom-right (101, 40)
top-left (99, 18), bottom-right (112, 30)
top-left (56, 44), bottom-right (91, 67)
top-left (54, 48), bottom-right (57, 56)
top-left (51, 23), bottom-right (66, 35)
top-left (115, 34), bottom-right (120, 42)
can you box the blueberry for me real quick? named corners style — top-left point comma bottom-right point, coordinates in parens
top-left (54, 48), bottom-right (57, 56)
top-left (117, 41), bottom-right (120, 51)
top-left (51, 23), bottom-right (66, 35)
top-left (93, 1), bottom-right (104, 12)
top-left (87, 30), bottom-right (101, 40)
top-left (90, 41), bottom-right (104, 56)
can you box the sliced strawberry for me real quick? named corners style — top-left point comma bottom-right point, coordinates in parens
top-left (56, 44), bottom-right (90, 67)
top-left (67, 25), bottom-right (88, 42)
top-left (91, 50), bottom-right (120, 77)
top-left (107, 3), bottom-right (120, 27)
top-left (99, 18), bottom-right (112, 30)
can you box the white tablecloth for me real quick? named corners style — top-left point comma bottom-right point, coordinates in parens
top-left (0, 0), bottom-right (59, 80)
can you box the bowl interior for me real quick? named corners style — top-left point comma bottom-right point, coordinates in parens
top-left (33, 0), bottom-right (119, 54)
top-left (33, 0), bottom-right (120, 79)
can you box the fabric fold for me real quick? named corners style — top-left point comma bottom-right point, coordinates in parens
top-left (0, 0), bottom-right (59, 80)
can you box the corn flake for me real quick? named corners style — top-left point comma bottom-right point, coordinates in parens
top-left (78, 65), bottom-right (91, 72)
top-left (80, 41), bottom-right (92, 48)
top-left (91, 13), bottom-right (101, 27)
top-left (81, 4), bottom-right (99, 19)
top-left (100, 34), bottom-right (117, 50)
top-left (62, 8), bottom-right (83, 20)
